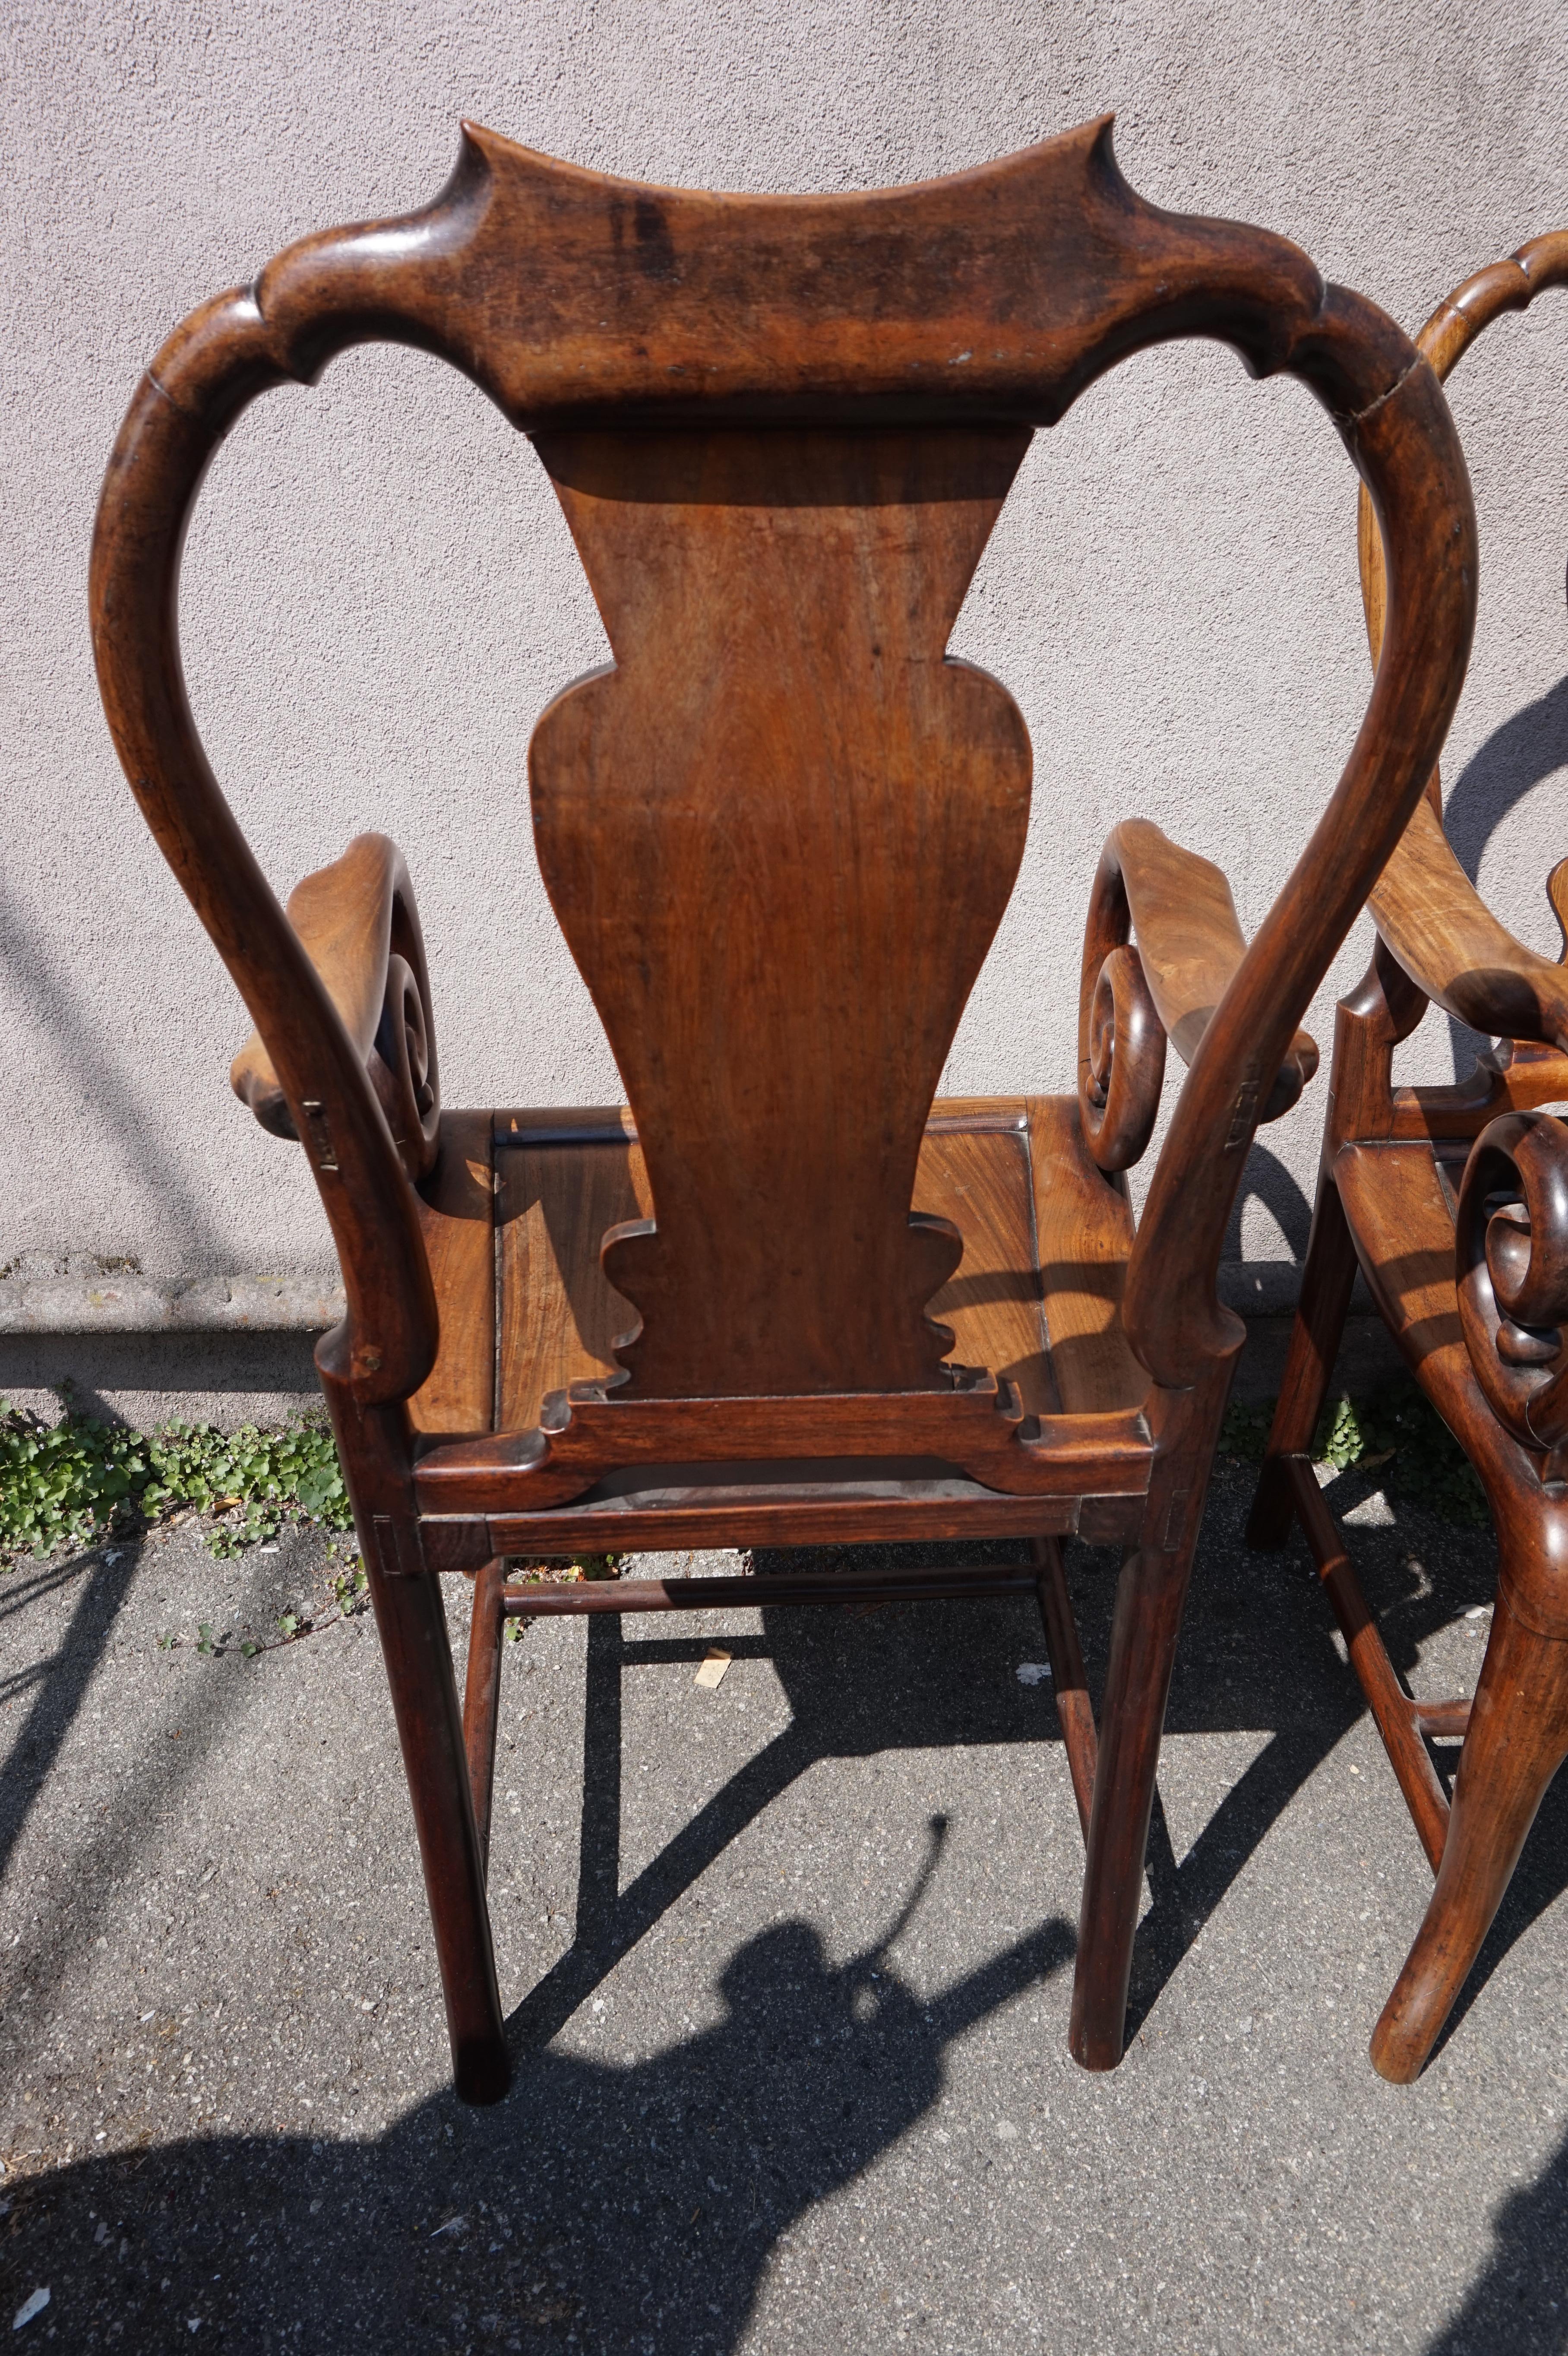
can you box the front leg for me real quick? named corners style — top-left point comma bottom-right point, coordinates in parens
top-left (366, 1553), bottom-right (510, 2104)
top-left (1070, 1374), bottom-right (1230, 2068)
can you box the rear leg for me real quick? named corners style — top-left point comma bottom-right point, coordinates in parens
top-left (369, 1557), bottom-right (510, 2103)
top-left (1249, 1171), bottom-right (1359, 1549)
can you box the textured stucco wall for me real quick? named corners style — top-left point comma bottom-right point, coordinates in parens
top-left (3, 1), bottom-right (1568, 1414)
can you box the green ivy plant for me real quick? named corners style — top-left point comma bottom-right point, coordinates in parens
top-left (0, 1402), bottom-right (353, 1564)
top-left (1219, 1378), bottom-right (1487, 1527)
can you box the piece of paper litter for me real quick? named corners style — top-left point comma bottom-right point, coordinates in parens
top-left (13, 2286), bottom-right (50, 2330)
top-left (1016, 1662), bottom-right (1053, 1686)
top-left (694, 1647), bottom-right (731, 1689)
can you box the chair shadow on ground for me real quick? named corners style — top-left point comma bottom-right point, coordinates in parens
top-left (1426, 2120), bottom-right (1568, 2353)
top-left (515, 1477), bottom-right (1418, 2063)
top-left (0, 1536), bottom-right (143, 1893)
top-left (15, 1462), bottom-right (1568, 2348)
top-left (4, 1828), bottom-right (1072, 2351)
top-left (1411, 1789), bottom-right (1568, 2351)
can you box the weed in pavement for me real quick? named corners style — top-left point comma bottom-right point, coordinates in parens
top-left (0, 1402), bottom-right (353, 1564)
top-left (1219, 1378), bottom-right (1487, 1526)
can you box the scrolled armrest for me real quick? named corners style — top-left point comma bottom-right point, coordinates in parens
top-left (1365, 799), bottom-right (1568, 1050)
top-left (1077, 817), bottom-right (1319, 1172)
top-left (232, 833), bottom-right (441, 1182)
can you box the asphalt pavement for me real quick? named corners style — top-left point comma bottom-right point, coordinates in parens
top-left (1, 1459), bottom-right (1565, 2353)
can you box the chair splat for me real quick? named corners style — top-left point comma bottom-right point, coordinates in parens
top-left (531, 424), bottom-right (1032, 1396)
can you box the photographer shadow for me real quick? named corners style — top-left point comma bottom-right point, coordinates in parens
top-left (6, 1830), bottom-right (1070, 2353)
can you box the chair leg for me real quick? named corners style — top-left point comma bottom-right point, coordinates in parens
top-left (1287, 1459), bottom-right (1451, 1871)
top-left (367, 1556), bottom-right (510, 2104)
top-left (1069, 1530), bottom-right (1198, 2069)
top-left (1371, 1588), bottom-right (1568, 2082)
top-left (1031, 1534), bottom-right (1097, 1841)
top-left (1248, 1171), bottom-right (1359, 1550)
top-left (462, 1558), bottom-right (509, 1881)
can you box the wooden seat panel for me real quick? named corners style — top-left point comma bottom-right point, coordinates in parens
top-left (494, 1116), bottom-right (649, 1428)
top-left (1029, 1095), bottom-right (1147, 1415)
top-left (476, 1096), bottom-right (1137, 1436)
top-left (1332, 1136), bottom-right (1525, 1507)
top-left (1332, 1140), bottom-right (1467, 1401)
top-left (915, 1108), bottom-right (1055, 1416)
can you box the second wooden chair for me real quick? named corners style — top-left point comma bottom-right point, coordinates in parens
top-left (1251, 232), bottom-right (1568, 2081)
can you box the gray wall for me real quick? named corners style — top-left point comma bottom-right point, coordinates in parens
top-left (3, 0), bottom-right (1567, 1418)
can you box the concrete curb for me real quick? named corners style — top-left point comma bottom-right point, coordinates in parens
top-left (0, 1276), bottom-right (344, 1335)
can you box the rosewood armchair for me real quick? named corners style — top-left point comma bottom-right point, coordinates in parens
top-left (1250, 234), bottom-right (1568, 2081)
top-left (91, 118), bottom-right (1474, 2103)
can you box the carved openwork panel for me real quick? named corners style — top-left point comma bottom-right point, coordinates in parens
top-left (530, 425), bottom-right (1031, 1396)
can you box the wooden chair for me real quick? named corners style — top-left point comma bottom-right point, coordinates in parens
top-left (90, 117), bottom-right (1473, 2103)
top-left (1250, 234), bottom-right (1568, 2081)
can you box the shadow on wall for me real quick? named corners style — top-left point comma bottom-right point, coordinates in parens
top-left (1221, 672), bottom-right (1568, 1316)
top-left (0, 869), bottom-right (228, 1273)
top-left (1439, 670), bottom-right (1568, 1080)
top-left (1220, 1139), bottom-right (1318, 1317)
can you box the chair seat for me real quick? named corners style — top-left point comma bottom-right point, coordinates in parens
top-left (1332, 1137), bottom-right (1470, 1416)
top-left (405, 1094), bottom-right (1149, 1558)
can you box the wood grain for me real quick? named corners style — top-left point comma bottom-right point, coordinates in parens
top-left (461, 1557), bottom-right (507, 1879)
top-left (532, 425), bottom-right (1031, 1396)
top-left (1286, 1456), bottom-right (1451, 1869)
top-left (915, 1119), bottom-right (1054, 1415)
top-left (245, 113), bottom-right (1332, 431)
top-left (469, 1481), bottom-right (1148, 1556)
top-left (231, 831), bottom-right (441, 1180)
top-left (496, 1133), bottom-right (648, 1429)
top-left (1372, 1588), bottom-right (1568, 2081)
top-left (1084, 819), bottom-right (1318, 1111)
top-left (414, 1385), bottom-right (1152, 1515)
top-left (1122, 336), bottom-right (1474, 1388)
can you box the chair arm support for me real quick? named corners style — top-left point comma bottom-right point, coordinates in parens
top-left (1125, 320), bottom-right (1476, 1388)
top-left (1365, 800), bottom-right (1568, 1050)
top-left (1077, 817), bottom-right (1319, 1172)
top-left (231, 833), bottom-right (442, 1183)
